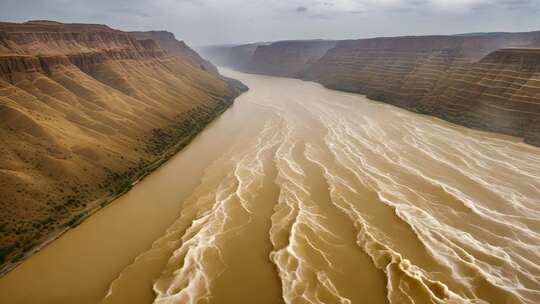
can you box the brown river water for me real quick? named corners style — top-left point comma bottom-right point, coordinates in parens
top-left (0, 69), bottom-right (539, 304)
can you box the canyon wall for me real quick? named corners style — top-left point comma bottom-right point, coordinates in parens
top-left (302, 32), bottom-right (540, 145)
top-left (130, 31), bottom-right (219, 76)
top-left (198, 40), bottom-right (336, 77)
top-left (243, 40), bottom-right (336, 77)
top-left (196, 43), bottom-right (264, 70)
top-left (420, 48), bottom-right (540, 145)
top-left (0, 20), bottom-right (245, 271)
top-left (205, 31), bottom-right (540, 145)
top-left (302, 32), bottom-right (540, 96)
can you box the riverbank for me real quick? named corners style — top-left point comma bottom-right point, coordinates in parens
top-left (0, 79), bottom-right (247, 278)
top-left (0, 70), bottom-right (259, 303)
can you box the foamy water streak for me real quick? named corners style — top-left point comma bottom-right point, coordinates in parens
top-left (105, 70), bottom-right (540, 304)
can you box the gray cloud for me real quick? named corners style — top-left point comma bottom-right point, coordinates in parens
top-left (498, 0), bottom-right (539, 10)
top-left (500, 0), bottom-right (534, 5)
top-left (0, 0), bottom-right (538, 46)
top-left (308, 14), bottom-right (330, 19)
top-left (468, 0), bottom-right (540, 13)
top-left (407, 0), bottom-right (430, 5)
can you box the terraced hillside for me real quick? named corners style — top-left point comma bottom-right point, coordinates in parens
top-left (0, 20), bottom-right (245, 272)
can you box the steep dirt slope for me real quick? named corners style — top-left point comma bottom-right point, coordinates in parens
top-left (243, 40), bottom-right (336, 77)
top-left (130, 31), bottom-right (219, 75)
top-left (0, 20), bottom-right (245, 272)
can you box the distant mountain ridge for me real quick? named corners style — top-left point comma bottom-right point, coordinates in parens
top-left (243, 40), bottom-right (336, 77)
top-left (196, 42), bottom-right (269, 70)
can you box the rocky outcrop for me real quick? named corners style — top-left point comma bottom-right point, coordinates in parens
top-left (0, 20), bottom-right (246, 272)
top-left (0, 55), bottom-right (45, 76)
top-left (244, 40), bottom-right (336, 77)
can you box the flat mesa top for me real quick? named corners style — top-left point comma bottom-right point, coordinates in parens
top-left (0, 20), bottom-right (117, 33)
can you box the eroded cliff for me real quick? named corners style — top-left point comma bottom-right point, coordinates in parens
top-left (0, 20), bottom-right (245, 271)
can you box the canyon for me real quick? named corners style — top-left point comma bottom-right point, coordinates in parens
top-left (0, 18), bottom-right (538, 304)
top-left (204, 31), bottom-right (540, 145)
top-left (1, 69), bottom-right (538, 304)
top-left (0, 20), bottom-right (245, 273)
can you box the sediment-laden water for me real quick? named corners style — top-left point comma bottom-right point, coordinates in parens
top-left (1, 69), bottom-right (539, 304)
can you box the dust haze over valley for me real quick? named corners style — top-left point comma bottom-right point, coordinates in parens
top-left (0, 1), bottom-right (540, 304)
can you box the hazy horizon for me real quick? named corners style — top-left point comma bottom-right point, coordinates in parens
top-left (1, 0), bottom-right (539, 46)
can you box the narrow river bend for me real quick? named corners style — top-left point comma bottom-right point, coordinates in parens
top-left (1, 69), bottom-right (539, 304)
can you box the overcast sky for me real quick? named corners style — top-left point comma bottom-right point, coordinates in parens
top-left (1, 0), bottom-right (539, 46)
